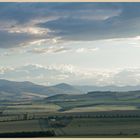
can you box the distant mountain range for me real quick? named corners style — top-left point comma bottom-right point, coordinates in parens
top-left (75, 85), bottom-right (140, 92)
top-left (0, 79), bottom-right (81, 101)
top-left (1, 79), bottom-right (140, 101)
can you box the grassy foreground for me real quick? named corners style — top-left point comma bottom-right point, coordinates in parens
top-left (0, 116), bottom-right (140, 137)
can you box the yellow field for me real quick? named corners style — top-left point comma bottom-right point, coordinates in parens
top-left (64, 105), bottom-right (138, 113)
top-left (2, 104), bottom-right (61, 115)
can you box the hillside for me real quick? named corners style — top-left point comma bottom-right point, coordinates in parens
top-left (44, 90), bottom-right (140, 111)
top-left (1, 79), bottom-right (140, 102)
top-left (0, 79), bottom-right (82, 101)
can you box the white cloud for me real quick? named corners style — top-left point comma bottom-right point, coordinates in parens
top-left (8, 26), bottom-right (49, 35)
top-left (0, 52), bottom-right (11, 57)
top-left (29, 46), bottom-right (71, 54)
top-left (28, 46), bottom-right (99, 55)
top-left (76, 47), bottom-right (99, 53)
top-left (1, 17), bottom-right (51, 36)
top-left (0, 16), bottom-right (60, 49)
top-left (103, 36), bottom-right (140, 44)
top-left (0, 67), bottom-right (14, 74)
top-left (1, 64), bottom-right (140, 86)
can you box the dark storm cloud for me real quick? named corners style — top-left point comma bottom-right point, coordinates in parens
top-left (0, 31), bottom-right (34, 48)
top-left (0, 3), bottom-right (121, 25)
top-left (0, 3), bottom-right (140, 48)
top-left (39, 3), bottom-right (140, 41)
top-left (0, 3), bottom-right (52, 23)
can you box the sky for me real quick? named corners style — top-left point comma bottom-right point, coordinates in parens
top-left (1, 2), bottom-right (140, 86)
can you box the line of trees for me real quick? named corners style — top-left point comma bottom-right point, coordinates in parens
top-left (0, 112), bottom-right (140, 122)
top-left (0, 130), bottom-right (55, 137)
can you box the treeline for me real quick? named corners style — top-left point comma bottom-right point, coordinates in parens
top-left (0, 130), bottom-right (55, 138)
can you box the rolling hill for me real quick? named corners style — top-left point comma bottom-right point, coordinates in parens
top-left (44, 90), bottom-right (140, 111)
top-left (1, 79), bottom-right (140, 102)
top-left (0, 79), bottom-right (82, 101)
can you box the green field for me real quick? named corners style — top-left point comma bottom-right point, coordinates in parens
top-left (1, 92), bottom-right (140, 137)
top-left (64, 105), bottom-right (138, 113)
top-left (50, 117), bottom-right (140, 136)
top-left (52, 98), bottom-right (140, 111)
top-left (0, 120), bottom-right (42, 133)
top-left (1, 117), bottom-right (140, 137)
top-left (2, 103), bottom-right (61, 115)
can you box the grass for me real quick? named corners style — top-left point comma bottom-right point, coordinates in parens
top-left (55, 98), bottom-right (140, 111)
top-left (64, 105), bottom-right (138, 113)
top-left (2, 103), bottom-right (61, 115)
top-left (52, 117), bottom-right (140, 136)
top-left (1, 113), bottom-right (140, 137)
top-left (0, 120), bottom-right (42, 133)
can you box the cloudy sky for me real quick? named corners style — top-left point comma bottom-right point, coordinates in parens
top-left (1, 2), bottom-right (140, 86)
